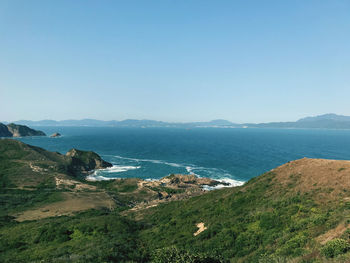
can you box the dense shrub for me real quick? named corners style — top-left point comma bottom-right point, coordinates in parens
top-left (276, 233), bottom-right (307, 256)
top-left (259, 212), bottom-right (281, 230)
top-left (341, 228), bottom-right (350, 240)
top-left (151, 246), bottom-right (223, 263)
top-left (0, 210), bottom-right (146, 263)
top-left (320, 238), bottom-right (350, 258)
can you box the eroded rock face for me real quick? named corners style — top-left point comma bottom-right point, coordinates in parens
top-left (5, 123), bottom-right (46, 137)
top-left (123, 174), bottom-right (230, 211)
top-left (160, 174), bottom-right (228, 187)
top-left (0, 123), bottom-right (12, 137)
top-left (66, 148), bottom-right (112, 175)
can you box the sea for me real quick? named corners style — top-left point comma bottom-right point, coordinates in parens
top-left (16, 127), bottom-right (350, 186)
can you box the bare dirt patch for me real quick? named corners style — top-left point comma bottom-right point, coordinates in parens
top-left (194, 222), bottom-right (207, 236)
top-left (13, 191), bottom-right (115, 221)
top-left (55, 176), bottom-right (96, 191)
top-left (316, 222), bottom-right (349, 244)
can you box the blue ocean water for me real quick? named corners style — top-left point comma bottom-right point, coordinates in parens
top-left (16, 127), bottom-right (350, 184)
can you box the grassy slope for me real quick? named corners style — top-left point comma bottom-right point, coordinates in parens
top-left (1, 139), bottom-right (350, 262)
top-left (0, 139), bottom-right (146, 262)
top-left (137, 159), bottom-right (350, 262)
top-left (0, 210), bottom-right (145, 263)
top-left (0, 139), bottom-right (69, 218)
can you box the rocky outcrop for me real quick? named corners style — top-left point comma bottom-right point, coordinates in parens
top-left (0, 123), bottom-right (12, 137)
top-left (124, 174), bottom-right (230, 211)
top-left (160, 174), bottom-right (229, 187)
top-left (50, 132), bottom-right (61, 138)
top-left (66, 148), bottom-right (112, 175)
top-left (0, 123), bottom-right (46, 137)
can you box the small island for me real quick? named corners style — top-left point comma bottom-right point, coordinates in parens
top-left (50, 132), bottom-right (61, 138)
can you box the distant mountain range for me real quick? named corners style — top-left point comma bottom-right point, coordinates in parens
top-left (245, 113), bottom-right (350, 129)
top-left (4, 113), bottom-right (350, 129)
top-left (4, 118), bottom-right (241, 128)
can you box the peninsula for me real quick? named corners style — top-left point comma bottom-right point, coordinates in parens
top-left (0, 122), bottom-right (46, 137)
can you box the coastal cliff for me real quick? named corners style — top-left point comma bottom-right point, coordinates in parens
top-left (66, 148), bottom-right (112, 174)
top-left (0, 122), bottom-right (46, 137)
top-left (0, 123), bottom-right (12, 137)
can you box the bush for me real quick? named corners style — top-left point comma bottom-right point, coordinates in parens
top-left (320, 238), bottom-right (350, 258)
top-left (341, 228), bottom-right (350, 240)
top-left (276, 233), bottom-right (307, 256)
top-left (151, 246), bottom-right (223, 263)
top-left (259, 212), bottom-right (281, 230)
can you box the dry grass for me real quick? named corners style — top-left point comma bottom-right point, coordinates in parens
top-left (316, 222), bottom-right (349, 245)
top-left (55, 175), bottom-right (97, 191)
top-left (268, 158), bottom-right (350, 201)
top-left (13, 191), bottom-right (115, 221)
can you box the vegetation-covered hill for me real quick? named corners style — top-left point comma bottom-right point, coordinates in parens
top-left (0, 123), bottom-right (46, 137)
top-left (0, 139), bottom-right (112, 188)
top-left (138, 158), bottom-right (350, 262)
top-left (1, 139), bottom-right (350, 262)
top-left (0, 139), bottom-right (114, 222)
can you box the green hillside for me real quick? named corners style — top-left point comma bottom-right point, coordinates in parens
top-left (139, 159), bottom-right (350, 262)
top-left (1, 140), bottom-right (350, 262)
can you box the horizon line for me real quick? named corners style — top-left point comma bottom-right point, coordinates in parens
top-left (1, 113), bottom-right (346, 125)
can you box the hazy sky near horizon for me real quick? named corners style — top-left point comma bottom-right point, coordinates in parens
top-left (1, 0), bottom-right (350, 123)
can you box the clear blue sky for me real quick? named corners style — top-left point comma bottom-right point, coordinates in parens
top-left (1, 0), bottom-right (349, 123)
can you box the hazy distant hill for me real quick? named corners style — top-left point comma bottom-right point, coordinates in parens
top-left (246, 113), bottom-right (350, 129)
top-left (7, 113), bottom-right (350, 129)
top-left (297, 113), bottom-right (350, 122)
top-left (14, 119), bottom-right (115, 127)
top-left (11, 118), bottom-right (240, 128)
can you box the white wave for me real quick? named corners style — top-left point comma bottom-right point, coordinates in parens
top-left (87, 165), bottom-right (141, 181)
top-left (145, 178), bottom-right (159, 182)
top-left (185, 166), bottom-right (195, 174)
top-left (96, 165), bottom-right (141, 174)
top-left (113, 155), bottom-right (142, 162)
top-left (202, 177), bottom-right (245, 191)
top-left (217, 178), bottom-right (245, 187)
top-left (86, 174), bottom-right (114, 181)
top-left (146, 159), bottom-right (182, 168)
top-left (113, 155), bottom-right (183, 168)
top-left (111, 154), bottom-right (246, 188)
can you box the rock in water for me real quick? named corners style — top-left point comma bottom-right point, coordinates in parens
top-left (50, 132), bottom-right (61, 138)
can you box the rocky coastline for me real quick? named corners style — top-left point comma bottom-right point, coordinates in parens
top-left (0, 122), bottom-right (46, 137)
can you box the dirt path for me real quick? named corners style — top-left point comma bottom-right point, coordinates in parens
top-left (194, 222), bottom-right (207, 236)
top-left (316, 222), bottom-right (349, 244)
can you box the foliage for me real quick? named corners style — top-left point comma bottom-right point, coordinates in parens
top-left (138, 171), bottom-right (350, 262)
top-left (0, 188), bottom-right (63, 217)
top-left (151, 246), bottom-right (224, 263)
top-left (320, 238), bottom-right (350, 258)
top-left (0, 210), bottom-right (146, 263)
